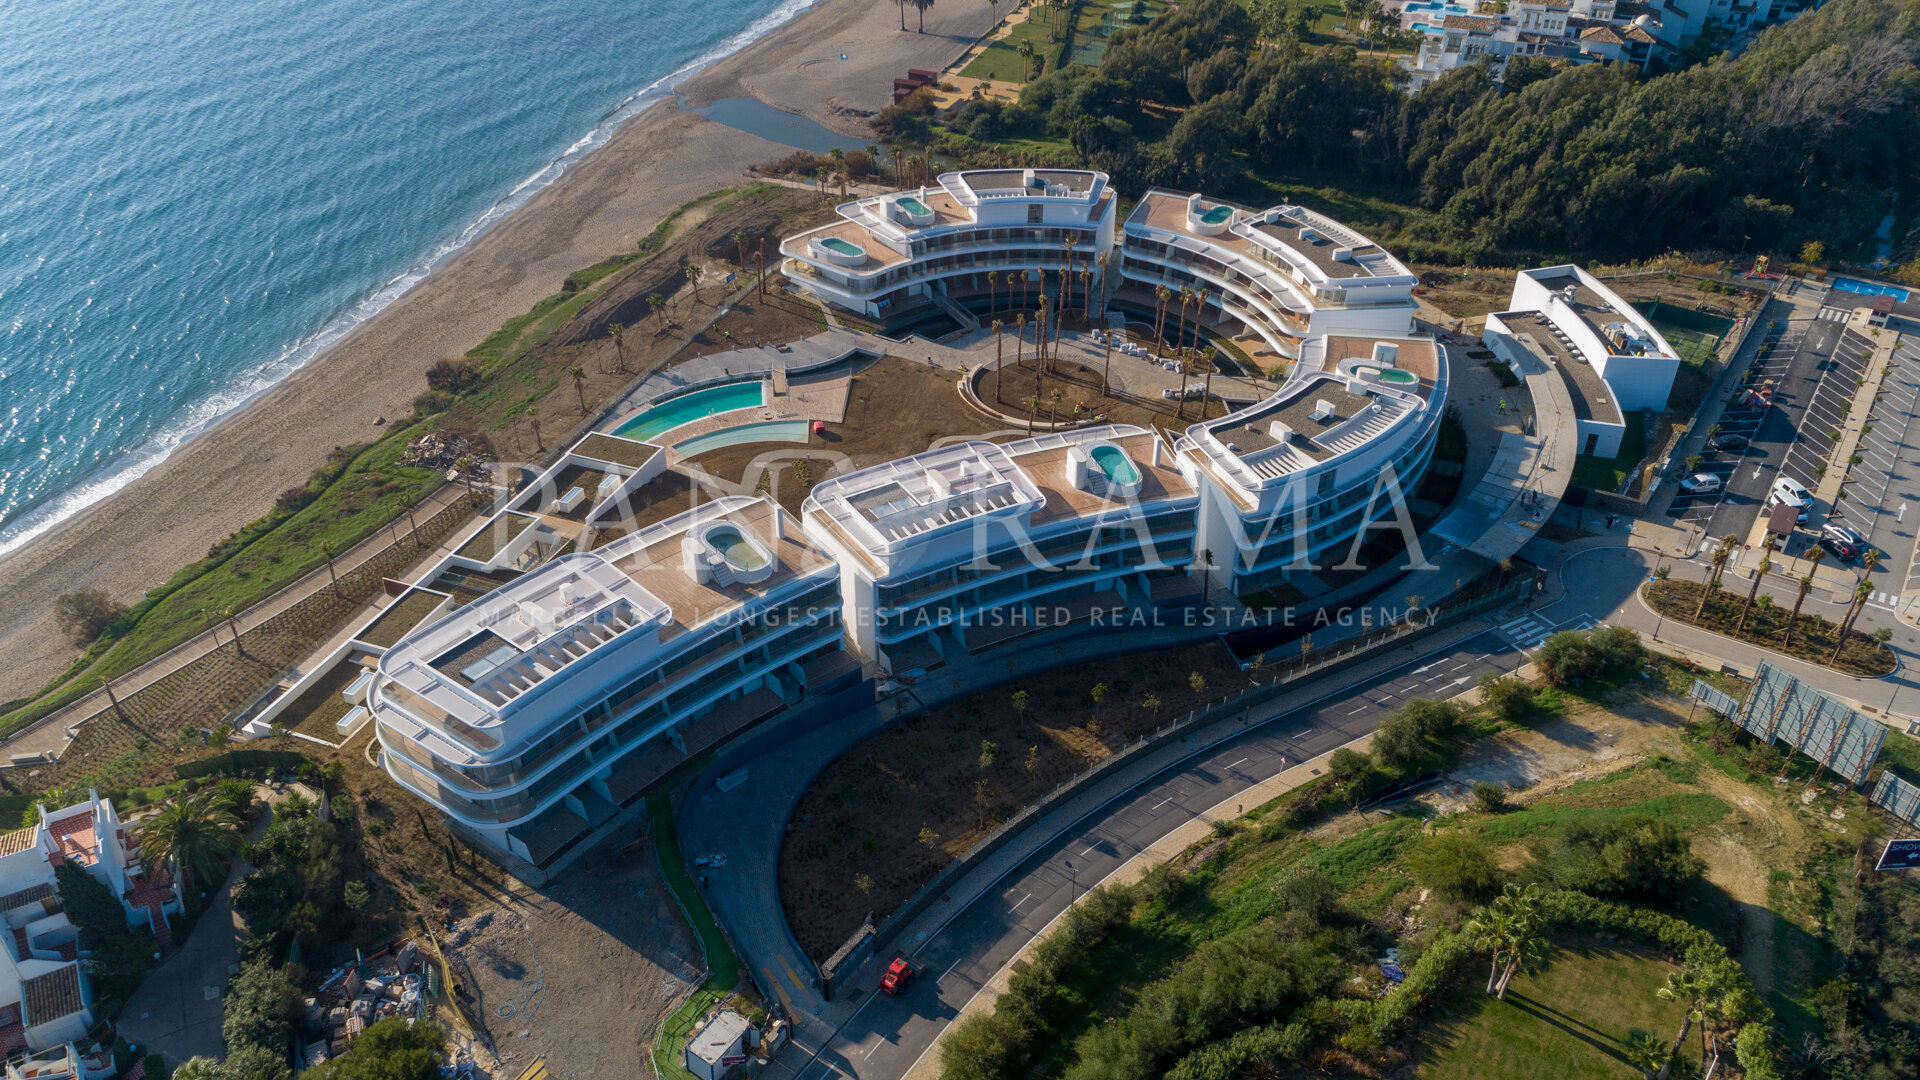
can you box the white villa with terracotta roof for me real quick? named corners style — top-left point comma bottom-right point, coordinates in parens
top-left (0, 791), bottom-right (183, 1060)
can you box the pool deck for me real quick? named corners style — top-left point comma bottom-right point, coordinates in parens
top-left (651, 372), bottom-right (851, 461)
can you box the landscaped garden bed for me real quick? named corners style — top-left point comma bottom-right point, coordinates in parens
top-left (1643, 578), bottom-right (1895, 677)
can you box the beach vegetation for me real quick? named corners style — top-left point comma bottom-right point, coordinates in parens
top-left (53, 587), bottom-right (127, 646)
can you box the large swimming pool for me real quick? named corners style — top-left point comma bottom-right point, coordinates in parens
top-left (613, 381), bottom-right (765, 441)
top-left (1090, 444), bottom-right (1140, 485)
top-left (670, 419), bottom-right (810, 457)
top-left (1830, 276), bottom-right (1910, 302)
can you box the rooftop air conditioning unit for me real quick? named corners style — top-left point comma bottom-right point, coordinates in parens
top-left (1309, 399), bottom-right (1338, 423)
top-left (1268, 420), bottom-right (1294, 443)
top-left (1298, 227), bottom-right (1321, 243)
top-left (1372, 342), bottom-right (1399, 367)
top-left (1333, 247), bottom-right (1356, 262)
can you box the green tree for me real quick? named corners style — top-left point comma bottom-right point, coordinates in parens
top-left (1466, 883), bottom-right (1549, 999)
top-left (1800, 240), bottom-right (1825, 265)
top-left (55, 861), bottom-right (130, 946)
top-left (1655, 968), bottom-right (1713, 1079)
top-left (1408, 833), bottom-right (1500, 901)
top-left (223, 961), bottom-right (301, 1058)
top-left (140, 789), bottom-right (244, 894)
top-left (1477, 674), bottom-right (1535, 720)
top-left (1625, 1029), bottom-right (1670, 1080)
top-left (1329, 746), bottom-right (1370, 781)
top-left (1470, 781), bottom-right (1508, 813)
top-left (305, 1016), bottom-right (445, 1080)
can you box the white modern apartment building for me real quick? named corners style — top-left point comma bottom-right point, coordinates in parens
top-left (1176, 334), bottom-right (1448, 598)
top-left (781, 168), bottom-right (1117, 322)
top-left (371, 496), bottom-right (848, 869)
top-left (801, 426), bottom-right (1199, 676)
top-left (1118, 190), bottom-right (1418, 361)
top-left (1482, 265), bottom-right (1678, 459)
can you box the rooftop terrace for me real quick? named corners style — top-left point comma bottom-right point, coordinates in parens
top-left (1526, 268), bottom-right (1670, 361)
top-left (379, 497), bottom-right (829, 748)
top-left (1495, 311), bottom-right (1624, 424)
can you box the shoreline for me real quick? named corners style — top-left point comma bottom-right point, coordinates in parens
top-left (0, 0), bottom-right (1002, 703)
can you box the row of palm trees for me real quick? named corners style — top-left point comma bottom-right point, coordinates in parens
top-left (1687, 533), bottom-right (1880, 664)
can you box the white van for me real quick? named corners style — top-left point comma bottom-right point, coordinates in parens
top-left (1768, 476), bottom-right (1812, 524)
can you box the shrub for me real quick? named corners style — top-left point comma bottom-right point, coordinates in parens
top-left (222, 961), bottom-right (300, 1057)
top-left (1329, 747), bottom-right (1371, 781)
top-left (1270, 865), bottom-right (1339, 918)
top-left (54, 587), bottom-right (127, 645)
top-left (1407, 833), bottom-right (1501, 901)
top-left (1477, 674), bottom-right (1535, 719)
top-left (1537, 626), bottom-right (1645, 686)
top-left (305, 1017), bottom-right (444, 1080)
top-left (424, 355), bottom-right (483, 393)
top-left (1531, 815), bottom-right (1704, 900)
top-left (274, 485), bottom-right (318, 513)
top-left (1470, 781), bottom-right (1508, 813)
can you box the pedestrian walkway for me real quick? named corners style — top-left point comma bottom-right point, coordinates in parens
top-left (1497, 611), bottom-right (1596, 651)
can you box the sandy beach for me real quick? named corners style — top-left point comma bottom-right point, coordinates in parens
top-left (0, 0), bottom-right (1002, 702)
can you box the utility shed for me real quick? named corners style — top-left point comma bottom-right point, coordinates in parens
top-left (685, 1010), bottom-right (756, 1080)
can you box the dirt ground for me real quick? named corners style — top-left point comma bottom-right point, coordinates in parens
top-left (975, 357), bottom-right (1231, 434)
top-left (681, 355), bottom-right (1014, 494)
top-left (440, 850), bottom-right (702, 1080)
top-left (1424, 695), bottom-right (1690, 814)
top-left (780, 638), bottom-right (1244, 961)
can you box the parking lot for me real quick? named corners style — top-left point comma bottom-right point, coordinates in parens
top-left (1664, 298), bottom-right (1920, 614)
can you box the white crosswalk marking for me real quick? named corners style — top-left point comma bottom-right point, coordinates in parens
top-left (1499, 615), bottom-right (1595, 650)
top-left (1818, 307), bottom-right (1853, 322)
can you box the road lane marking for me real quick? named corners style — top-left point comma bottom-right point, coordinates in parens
top-left (942, 958), bottom-right (963, 981)
top-left (1226, 757), bottom-right (1250, 770)
top-left (1009, 892), bottom-right (1032, 912)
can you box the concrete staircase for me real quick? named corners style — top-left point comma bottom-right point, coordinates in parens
top-left (931, 283), bottom-right (980, 332)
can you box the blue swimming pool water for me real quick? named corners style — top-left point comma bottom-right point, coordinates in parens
top-left (614, 382), bottom-right (765, 440)
top-left (1199, 205), bottom-right (1233, 225)
top-left (1830, 277), bottom-right (1910, 302)
top-left (670, 419), bottom-right (809, 456)
top-left (1090, 444), bottom-right (1140, 485)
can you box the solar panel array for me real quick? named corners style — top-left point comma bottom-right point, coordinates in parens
top-left (1736, 663), bottom-right (1887, 787)
top-left (1871, 773), bottom-right (1920, 828)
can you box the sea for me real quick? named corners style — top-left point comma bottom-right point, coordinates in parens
top-left (0, 0), bottom-right (814, 558)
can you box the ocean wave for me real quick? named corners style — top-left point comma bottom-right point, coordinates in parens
top-left (0, 0), bottom-right (823, 561)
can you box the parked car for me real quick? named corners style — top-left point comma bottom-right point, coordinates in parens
top-left (1820, 536), bottom-right (1860, 561)
top-left (881, 957), bottom-right (916, 995)
top-left (1679, 473), bottom-right (1724, 495)
top-left (1768, 476), bottom-right (1812, 524)
top-left (1709, 432), bottom-right (1750, 452)
top-left (1823, 522), bottom-right (1866, 548)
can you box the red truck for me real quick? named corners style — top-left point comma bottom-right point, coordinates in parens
top-left (880, 957), bottom-right (916, 995)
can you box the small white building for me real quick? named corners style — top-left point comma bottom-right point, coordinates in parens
top-left (1483, 265), bottom-right (1679, 460)
top-left (685, 1010), bottom-right (756, 1080)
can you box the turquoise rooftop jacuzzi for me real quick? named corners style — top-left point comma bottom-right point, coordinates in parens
top-left (1361, 366), bottom-right (1418, 385)
top-left (822, 237), bottom-right (863, 256)
top-left (613, 381), bottom-right (764, 441)
top-left (897, 196), bottom-right (932, 216)
top-left (810, 233), bottom-right (870, 266)
top-left (1090, 443), bottom-right (1140, 485)
top-left (1199, 205), bottom-right (1233, 225)
top-left (707, 524), bottom-right (768, 571)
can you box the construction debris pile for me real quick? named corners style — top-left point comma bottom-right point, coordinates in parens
top-left (400, 432), bottom-right (489, 472)
top-left (303, 940), bottom-right (430, 1068)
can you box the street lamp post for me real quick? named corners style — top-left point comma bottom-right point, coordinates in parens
top-left (1064, 858), bottom-right (1077, 901)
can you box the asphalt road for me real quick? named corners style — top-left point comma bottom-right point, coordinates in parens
top-left (767, 615), bottom-right (1610, 1080)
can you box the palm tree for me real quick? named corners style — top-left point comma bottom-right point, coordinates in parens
top-left (1654, 969), bottom-right (1713, 1080)
top-left (608, 323), bottom-right (627, 374)
top-left (1829, 579), bottom-right (1875, 664)
top-left (1734, 537), bottom-right (1775, 636)
top-left (1625, 1030), bottom-right (1669, 1080)
top-left (733, 230), bottom-right (751, 274)
top-left (453, 455), bottom-right (479, 504)
top-left (1037, 295), bottom-right (1051, 371)
top-left (1466, 883), bottom-right (1547, 999)
top-left (1026, 394), bottom-right (1041, 435)
top-left (993, 319), bottom-right (1005, 400)
top-left (685, 260), bottom-right (703, 304)
top-left (1192, 287), bottom-right (1212, 351)
top-left (1694, 534), bottom-right (1737, 620)
top-left (1784, 574), bottom-right (1815, 649)
top-left (1152, 285), bottom-right (1172, 359)
top-left (897, 0), bottom-right (908, 30)
top-left (986, 270), bottom-right (998, 315)
top-left (888, 142), bottom-right (905, 186)
top-left (1200, 351), bottom-right (1216, 417)
top-left (648, 292), bottom-right (667, 333)
top-left (1079, 264), bottom-right (1093, 320)
top-left (570, 366), bottom-right (588, 414)
top-left (1020, 265), bottom-right (1030, 309)
top-left (1019, 39), bottom-right (1036, 81)
top-left (1175, 285), bottom-right (1195, 367)
top-left (1101, 323), bottom-right (1113, 395)
top-left (913, 0), bottom-right (936, 32)
top-left (1014, 312), bottom-right (1027, 369)
top-left (1174, 350), bottom-right (1193, 419)
top-left (139, 790), bottom-right (244, 895)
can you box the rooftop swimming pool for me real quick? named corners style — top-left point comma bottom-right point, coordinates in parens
top-left (1090, 444), bottom-right (1140, 485)
top-left (896, 196), bottom-right (932, 216)
top-left (707, 525), bottom-right (768, 571)
top-left (1830, 276), bottom-right (1910, 302)
top-left (1362, 365), bottom-right (1419, 384)
top-left (1198, 204), bottom-right (1233, 225)
top-left (613, 381), bottom-right (765, 441)
top-left (820, 237), bottom-right (864, 257)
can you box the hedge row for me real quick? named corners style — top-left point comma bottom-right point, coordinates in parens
top-left (175, 749), bottom-right (311, 780)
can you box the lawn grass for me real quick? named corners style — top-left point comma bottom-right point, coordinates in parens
top-left (1415, 939), bottom-right (1693, 1080)
top-left (648, 788), bottom-right (744, 1080)
top-left (1571, 410), bottom-right (1646, 493)
top-left (960, 18), bottom-right (1056, 82)
top-left (1643, 579), bottom-right (1896, 677)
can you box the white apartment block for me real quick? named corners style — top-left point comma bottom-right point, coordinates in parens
top-left (1482, 265), bottom-right (1679, 459)
top-left (1400, 0), bottom-right (1800, 90)
top-left (781, 169), bottom-right (1117, 322)
top-left (801, 426), bottom-right (1200, 676)
top-left (1176, 334), bottom-right (1449, 597)
top-left (1118, 191), bottom-right (1418, 361)
top-left (371, 496), bottom-right (848, 869)
top-left (0, 792), bottom-right (184, 1057)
